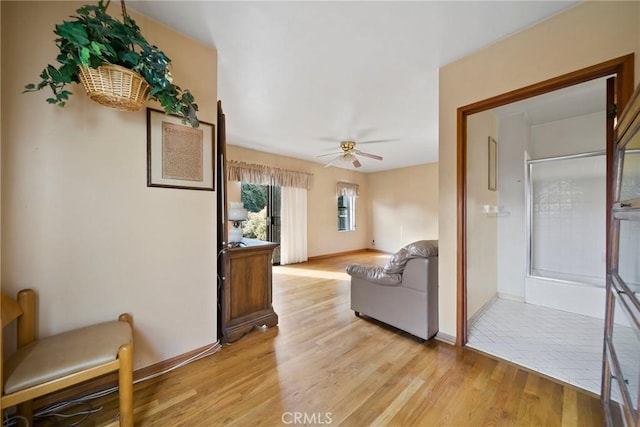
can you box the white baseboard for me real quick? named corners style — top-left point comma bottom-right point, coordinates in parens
top-left (497, 292), bottom-right (525, 302)
top-left (434, 332), bottom-right (456, 345)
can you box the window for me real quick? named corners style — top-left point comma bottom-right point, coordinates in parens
top-left (338, 195), bottom-right (356, 231)
top-left (336, 181), bottom-right (358, 232)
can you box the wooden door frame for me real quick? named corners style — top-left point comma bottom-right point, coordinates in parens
top-left (456, 54), bottom-right (635, 346)
top-left (217, 100), bottom-right (228, 340)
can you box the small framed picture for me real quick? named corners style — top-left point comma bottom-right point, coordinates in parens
top-left (147, 108), bottom-right (215, 191)
top-left (488, 136), bottom-right (497, 191)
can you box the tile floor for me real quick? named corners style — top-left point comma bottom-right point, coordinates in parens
top-left (466, 298), bottom-right (636, 396)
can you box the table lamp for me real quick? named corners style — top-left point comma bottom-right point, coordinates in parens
top-left (228, 202), bottom-right (248, 245)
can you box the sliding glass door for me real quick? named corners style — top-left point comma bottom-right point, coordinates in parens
top-left (241, 183), bottom-right (281, 264)
top-left (268, 185), bottom-right (281, 264)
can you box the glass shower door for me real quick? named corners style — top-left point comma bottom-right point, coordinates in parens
top-left (528, 153), bottom-right (607, 284)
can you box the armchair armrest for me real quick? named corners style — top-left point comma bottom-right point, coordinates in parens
top-left (346, 264), bottom-right (401, 286)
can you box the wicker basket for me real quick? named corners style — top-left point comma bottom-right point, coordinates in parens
top-left (78, 64), bottom-right (150, 112)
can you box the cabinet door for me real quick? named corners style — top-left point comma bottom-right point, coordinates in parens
top-left (608, 279), bottom-right (639, 426)
top-left (604, 84), bottom-right (640, 427)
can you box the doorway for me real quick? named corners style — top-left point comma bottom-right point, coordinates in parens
top-left (457, 54), bottom-right (635, 347)
top-left (465, 78), bottom-right (611, 394)
top-left (458, 55), bottom-right (635, 394)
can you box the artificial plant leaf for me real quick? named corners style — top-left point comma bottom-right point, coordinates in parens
top-left (182, 90), bottom-right (194, 104)
top-left (90, 41), bottom-right (102, 55)
top-left (120, 51), bottom-right (140, 67)
top-left (58, 63), bottom-right (77, 83)
top-left (56, 53), bottom-right (69, 64)
top-left (79, 47), bottom-right (91, 66)
top-left (56, 22), bottom-right (90, 46)
top-left (46, 65), bottom-right (61, 81)
top-left (101, 43), bottom-right (118, 60)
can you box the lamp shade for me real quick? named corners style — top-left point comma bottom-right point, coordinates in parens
top-left (228, 202), bottom-right (248, 221)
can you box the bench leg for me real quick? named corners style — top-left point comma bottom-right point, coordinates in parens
top-left (16, 400), bottom-right (33, 426)
top-left (118, 343), bottom-right (134, 427)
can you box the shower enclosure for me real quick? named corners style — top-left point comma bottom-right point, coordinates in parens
top-left (525, 151), bottom-right (608, 318)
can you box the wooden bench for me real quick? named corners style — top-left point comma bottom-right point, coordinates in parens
top-left (1, 289), bottom-right (133, 426)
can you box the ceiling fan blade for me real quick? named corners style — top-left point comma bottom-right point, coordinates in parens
top-left (354, 128), bottom-right (378, 140)
top-left (324, 155), bottom-right (341, 168)
top-left (354, 149), bottom-right (383, 161)
top-left (315, 137), bottom-right (341, 143)
top-left (357, 138), bottom-right (399, 145)
top-left (352, 158), bottom-right (362, 168)
top-left (317, 151), bottom-right (342, 158)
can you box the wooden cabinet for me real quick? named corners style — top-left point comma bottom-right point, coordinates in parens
top-left (222, 239), bottom-right (279, 342)
top-left (603, 83), bottom-right (640, 427)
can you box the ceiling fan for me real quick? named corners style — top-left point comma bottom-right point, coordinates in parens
top-left (317, 140), bottom-right (383, 168)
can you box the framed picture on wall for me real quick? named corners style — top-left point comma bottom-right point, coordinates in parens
top-left (147, 108), bottom-right (215, 191)
top-left (488, 136), bottom-right (497, 191)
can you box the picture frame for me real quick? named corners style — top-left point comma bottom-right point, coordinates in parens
top-left (147, 108), bottom-right (215, 191)
top-left (488, 136), bottom-right (497, 191)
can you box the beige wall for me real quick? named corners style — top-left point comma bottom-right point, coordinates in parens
top-left (1, 2), bottom-right (218, 368)
top-left (367, 163), bottom-right (438, 253)
top-left (226, 145), bottom-right (369, 257)
top-left (226, 146), bottom-right (439, 257)
top-left (466, 111), bottom-right (498, 320)
top-left (439, 1), bottom-right (640, 338)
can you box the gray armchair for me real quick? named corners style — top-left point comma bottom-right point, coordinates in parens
top-left (347, 240), bottom-right (438, 342)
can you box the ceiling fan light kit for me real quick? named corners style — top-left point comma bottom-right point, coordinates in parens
top-left (340, 140), bottom-right (356, 151)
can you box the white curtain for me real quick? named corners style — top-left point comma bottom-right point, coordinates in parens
top-left (280, 186), bottom-right (308, 265)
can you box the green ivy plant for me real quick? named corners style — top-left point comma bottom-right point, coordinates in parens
top-left (24, 1), bottom-right (199, 127)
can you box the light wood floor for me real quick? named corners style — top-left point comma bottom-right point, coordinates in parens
top-left (37, 251), bottom-right (604, 426)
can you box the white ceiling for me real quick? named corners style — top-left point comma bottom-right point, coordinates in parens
top-left (129, 1), bottom-right (578, 172)
top-left (492, 76), bottom-right (608, 126)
